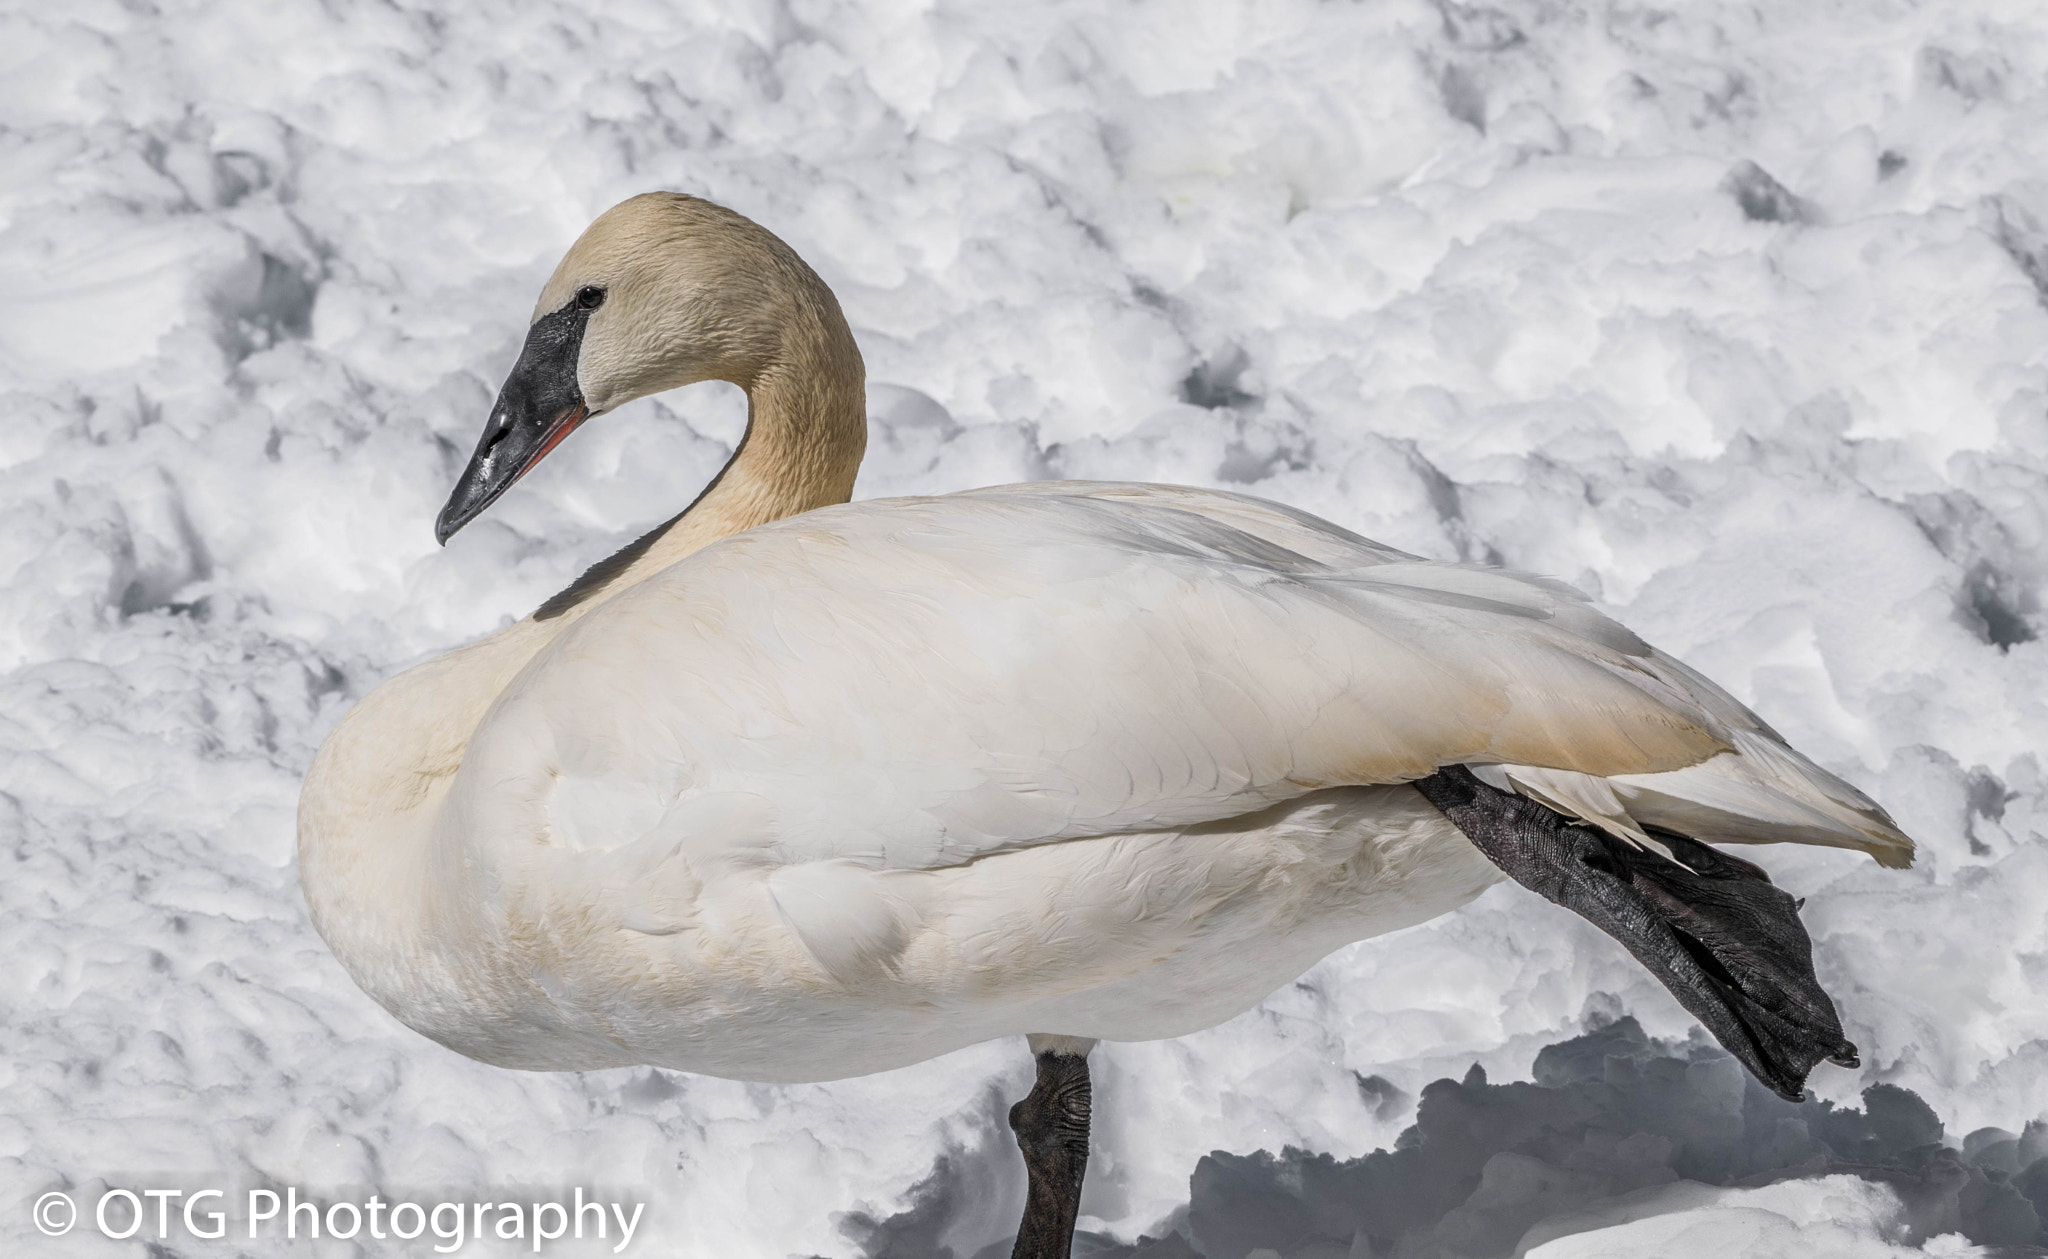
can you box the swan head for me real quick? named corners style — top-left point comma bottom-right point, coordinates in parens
top-left (436, 192), bottom-right (847, 544)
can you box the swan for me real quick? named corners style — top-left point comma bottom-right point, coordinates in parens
top-left (298, 193), bottom-right (1914, 1257)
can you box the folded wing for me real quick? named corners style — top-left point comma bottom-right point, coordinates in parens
top-left (455, 483), bottom-right (1909, 914)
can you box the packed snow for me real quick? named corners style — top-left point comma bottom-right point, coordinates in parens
top-left (3, 0), bottom-right (2047, 1255)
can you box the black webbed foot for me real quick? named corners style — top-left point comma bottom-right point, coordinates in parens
top-left (1415, 764), bottom-right (1857, 1100)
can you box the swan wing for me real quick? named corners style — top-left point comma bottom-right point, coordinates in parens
top-left (453, 487), bottom-right (1906, 900)
top-left (954, 483), bottom-right (1914, 868)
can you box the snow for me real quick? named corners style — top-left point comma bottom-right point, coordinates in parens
top-left (2, 0), bottom-right (2046, 1255)
top-left (1520, 1176), bottom-right (1960, 1259)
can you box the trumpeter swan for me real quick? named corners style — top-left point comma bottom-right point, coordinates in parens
top-left (298, 193), bottom-right (1913, 1257)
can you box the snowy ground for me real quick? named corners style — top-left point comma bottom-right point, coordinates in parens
top-left (3, 0), bottom-right (2047, 1255)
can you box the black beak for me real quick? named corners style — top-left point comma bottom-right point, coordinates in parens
top-left (436, 302), bottom-right (596, 545)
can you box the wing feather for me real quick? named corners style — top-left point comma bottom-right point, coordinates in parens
top-left (455, 483), bottom-right (1908, 897)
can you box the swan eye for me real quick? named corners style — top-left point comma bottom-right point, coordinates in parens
top-left (575, 285), bottom-right (606, 311)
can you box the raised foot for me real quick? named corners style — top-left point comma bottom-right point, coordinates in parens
top-left (1415, 765), bottom-right (1857, 1102)
top-left (1009, 1049), bottom-right (1092, 1259)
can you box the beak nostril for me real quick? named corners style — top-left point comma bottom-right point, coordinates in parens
top-left (441, 291), bottom-right (593, 543)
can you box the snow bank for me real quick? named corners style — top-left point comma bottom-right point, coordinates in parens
top-left (2, 0), bottom-right (2045, 1255)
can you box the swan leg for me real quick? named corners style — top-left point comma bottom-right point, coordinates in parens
top-left (1415, 765), bottom-right (1858, 1101)
top-left (1009, 1035), bottom-right (1095, 1259)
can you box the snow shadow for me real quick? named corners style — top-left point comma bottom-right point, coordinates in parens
top-left (852, 1019), bottom-right (2048, 1259)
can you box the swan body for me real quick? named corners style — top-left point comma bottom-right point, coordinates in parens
top-left (298, 194), bottom-right (1912, 1090)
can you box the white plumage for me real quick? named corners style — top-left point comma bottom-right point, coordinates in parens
top-left (297, 193), bottom-right (1910, 1090)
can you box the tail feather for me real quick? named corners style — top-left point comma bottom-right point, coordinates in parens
top-left (1475, 730), bottom-right (1915, 870)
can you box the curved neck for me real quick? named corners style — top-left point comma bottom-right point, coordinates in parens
top-left (664, 354), bottom-right (869, 558)
top-left (535, 311), bottom-right (867, 623)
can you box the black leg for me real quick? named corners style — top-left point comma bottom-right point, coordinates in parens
top-left (1009, 1046), bottom-right (1092, 1259)
top-left (1414, 764), bottom-right (1858, 1101)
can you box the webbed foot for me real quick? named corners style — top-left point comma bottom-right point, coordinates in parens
top-left (1416, 764), bottom-right (1856, 1101)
